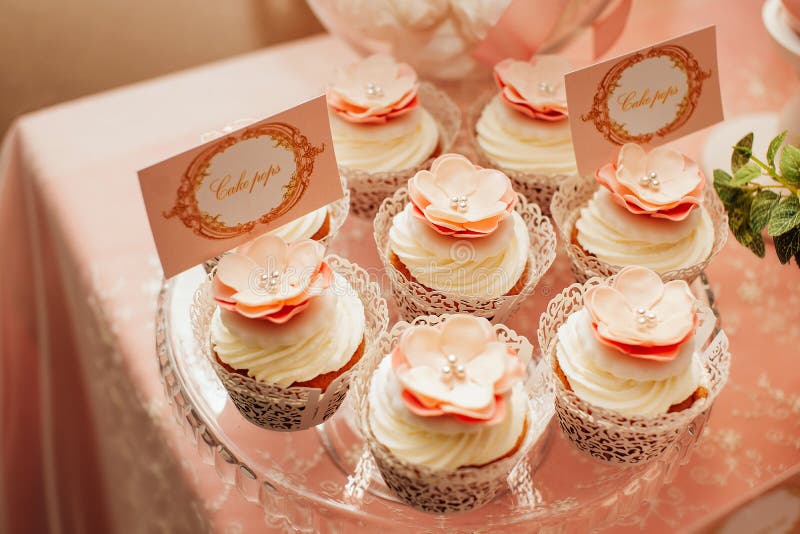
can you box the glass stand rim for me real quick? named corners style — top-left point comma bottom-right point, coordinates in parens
top-left (156, 265), bottom-right (719, 531)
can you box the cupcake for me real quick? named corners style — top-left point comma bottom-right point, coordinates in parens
top-left (551, 143), bottom-right (728, 282)
top-left (364, 314), bottom-right (535, 513)
top-left (192, 233), bottom-right (389, 431)
top-left (326, 54), bottom-right (460, 217)
top-left (538, 266), bottom-right (731, 464)
top-left (373, 153), bottom-right (557, 322)
top-left (471, 55), bottom-right (577, 212)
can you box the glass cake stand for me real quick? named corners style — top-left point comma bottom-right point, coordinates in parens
top-left (156, 266), bottom-right (718, 533)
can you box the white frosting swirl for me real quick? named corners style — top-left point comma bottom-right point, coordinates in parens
top-left (389, 205), bottom-right (529, 298)
top-left (576, 189), bottom-right (714, 273)
top-left (329, 107), bottom-right (439, 172)
top-left (556, 309), bottom-right (704, 417)
top-left (211, 274), bottom-right (365, 386)
top-left (475, 94), bottom-right (577, 175)
top-left (368, 357), bottom-right (528, 470)
top-left (268, 206), bottom-right (327, 243)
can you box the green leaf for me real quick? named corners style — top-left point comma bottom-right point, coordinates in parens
top-left (767, 130), bottom-right (787, 167)
top-left (713, 169), bottom-right (733, 184)
top-left (713, 172), bottom-right (746, 207)
top-left (746, 230), bottom-right (766, 257)
top-left (779, 144), bottom-right (800, 185)
top-left (768, 195), bottom-right (800, 236)
top-left (728, 206), bottom-right (745, 230)
top-left (714, 184), bottom-right (743, 207)
top-left (749, 190), bottom-right (780, 232)
top-left (728, 202), bottom-right (765, 257)
top-left (713, 169), bottom-right (744, 207)
top-left (774, 226), bottom-right (800, 263)
top-left (732, 161), bottom-right (762, 186)
top-left (735, 225), bottom-right (766, 258)
top-left (731, 132), bottom-right (754, 174)
top-left (714, 185), bottom-right (744, 207)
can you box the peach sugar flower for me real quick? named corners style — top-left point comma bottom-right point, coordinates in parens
top-left (326, 54), bottom-right (419, 124)
top-left (407, 153), bottom-right (516, 238)
top-left (391, 315), bottom-right (525, 425)
top-left (493, 54), bottom-right (572, 121)
top-left (212, 234), bottom-right (332, 324)
top-left (584, 266), bottom-right (699, 361)
top-left (595, 143), bottom-right (705, 221)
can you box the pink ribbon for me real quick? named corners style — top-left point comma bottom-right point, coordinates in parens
top-left (471, 0), bottom-right (631, 65)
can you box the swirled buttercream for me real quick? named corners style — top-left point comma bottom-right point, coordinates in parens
top-left (389, 204), bottom-right (529, 298)
top-left (475, 94), bottom-right (576, 174)
top-left (555, 309), bottom-right (703, 417)
top-left (329, 107), bottom-right (438, 172)
top-left (211, 274), bottom-right (365, 386)
top-left (368, 357), bottom-right (528, 470)
top-left (575, 189), bottom-right (714, 273)
top-left (268, 206), bottom-right (327, 242)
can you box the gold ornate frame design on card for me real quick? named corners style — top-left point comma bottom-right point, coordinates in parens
top-left (164, 122), bottom-right (324, 239)
top-left (581, 45), bottom-right (711, 145)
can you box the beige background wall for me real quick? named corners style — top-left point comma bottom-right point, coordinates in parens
top-left (0, 0), bottom-right (323, 136)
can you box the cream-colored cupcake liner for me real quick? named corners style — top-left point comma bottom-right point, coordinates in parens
top-left (348, 315), bottom-right (553, 514)
top-left (191, 254), bottom-right (389, 432)
top-left (341, 82), bottom-right (461, 219)
top-left (550, 174), bottom-right (729, 283)
top-left (468, 89), bottom-right (577, 216)
top-left (537, 276), bottom-right (731, 465)
top-left (373, 187), bottom-right (557, 323)
top-left (202, 176), bottom-right (350, 274)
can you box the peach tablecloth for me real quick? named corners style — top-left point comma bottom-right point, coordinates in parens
top-left (1, 1), bottom-right (799, 532)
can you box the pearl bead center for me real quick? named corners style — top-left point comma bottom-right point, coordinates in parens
top-left (635, 308), bottom-right (658, 328)
top-left (449, 195), bottom-right (468, 212)
top-left (538, 81), bottom-right (555, 94)
top-left (441, 354), bottom-right (467, 382)
top-left (639, 171), bottom-right (660, 190)
top-left (258, 270), bottom-right (281, 292)
top-left (365, 82), bottom-right (384, 98)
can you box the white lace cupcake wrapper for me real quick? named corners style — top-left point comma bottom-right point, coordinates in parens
top-left (348, 315), bottom-right (553, 513)
top-left (191, 255), bottom-right (389, 432)
top-left (373, 187), bottom-right (557, 323)
top-left (365, 426), bottom-right (528, 514)
top-left (202, 176), bottom-right (351, 274)
top-left (550, 174), bottom-right (729, 283)
top-left (341, 82), bottom-right (462, 219)
top-left (537, 277), bottom-right (731, 465)
top-left (468, 89), bottom-right (576, 216)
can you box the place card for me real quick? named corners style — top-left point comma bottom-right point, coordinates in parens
top-left (138, 95), bottom-right (342, 278)
top-left (565, 26), bottom-right (724, 176)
